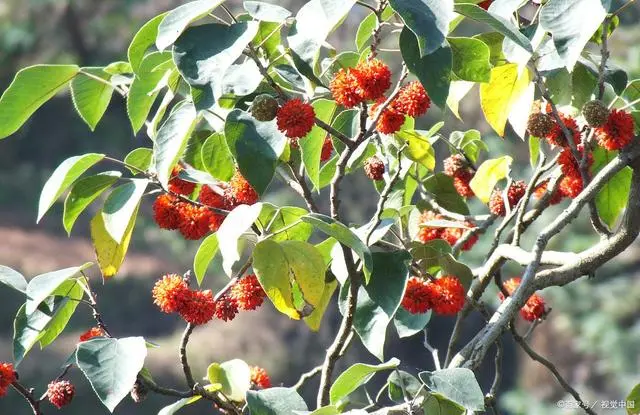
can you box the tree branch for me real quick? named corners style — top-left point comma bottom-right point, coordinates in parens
top-left (12, 382), bottom-right (42, 415)
top-left (180, 324), bottom-right (196, 389)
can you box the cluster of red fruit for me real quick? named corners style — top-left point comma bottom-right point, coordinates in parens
top-left (401, 276), bottom-right (466, 315)
top-left (498, 277), bottom-right (546, 322)
top-left (0, 362), bottom-right (75, 409)
top-left (488, 180), bottom-right (527, 216)
top-left (153, 166), bottom-right (258, 240)
top-left (443, 154), bottom-right (475, 198)
top-left (79, 326), bottom-right (105, 342)
top-left (152, 273), bottom-right (266, 325)
top-left (250, 366), bottom-right (271, 389)
top-left (416, 210), bottom-right (478, 251)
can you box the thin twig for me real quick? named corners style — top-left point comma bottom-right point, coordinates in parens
top-left (180, 324), bottom-right (196, 389)
top-left (11, 382), bottom-right (42, 415)
top-left (292, 365), bottom-right (323, 390)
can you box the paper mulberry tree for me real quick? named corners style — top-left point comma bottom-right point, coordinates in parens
top-left (0, 0), bottom-right (639, 414)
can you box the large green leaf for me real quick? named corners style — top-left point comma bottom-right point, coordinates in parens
top-left (253, 239), bottom-right (326, 319)
top-left (38, 279), bottom-right (84, 348)
top-left (469, 156), bottom-right (513, 203)
top-left (25, 263), bottom-right (92, 315)
top-left (91, 207), bottom-right (138, 279)
top-left (37, 153), bottom-right (105, 223)
top-left (207, 359), bottom-right (251, 402)
top-left (626, 383), bottom-right (640, 415)
top-left (301, 213), bottom-right (374, 283)
top-left (154, 102), bottom-right (198, 187)
top-left (448, 37), bottom-right (491, 83)
top-left (388, 371), bottom-right (424, 403)
top-left (194, 234), bottom-right (219, 286)
top-left (14, 301), bottom-right (54, 365)
top-left (287, 0), bottom-right (357, 69)
top-left (225, 109), bottom-right (286, 194)
top-left (301, 99), bottom-right (337, 189)
top-left (389, 0), bottom-right (453, 57)
top-left (419, 368), bottom-right (484, 411)
top-left (63, 172), bottom-right (121, 235)
top-left (422, 393), bottom-right (465, 415)
top-left (591, 147), bottom-right (632, 228)
top-left (102, 179), bottom-right (147, 244)
top-left (124, 148), bottom-right (153, 175)
top-left (70, 68), bottom-right (113, 131)
top-left (244, 1), bottom-right (292, 22)
top-left (329, 358), bottom-right (400, 405)
top-left (480, 64), bottom-right (532, 137)
top-left (539, 0), bottom-right (609, 70)
top-left (394, 307), bottom-right (432, 338)
top-left (339, 251), bottom-right (411, 360)
top-left (218, 203), bottom-right (262, 276)
top-left (156, 0), bottom-right (227, 50)
top-left (400, 28), bottom-right (452, 108)
top-left (257, 204), bottom-right (313, 242)
top-left (77, 337), bottom-right (147, 412)
top-left (0, 64), bottom-right (79, 139)
top-left (422, 173), bottom-right (470, 215)
top-left (0, 265), bottom-right (27, 294)
top-left (200, 132), bottom-right (235, 182)
top-left (453, 4), bottom-right (532, 54)
top-left (173, 22), bottom-right (258, 108)
top-left (128, 13), bottom-right (168, 74)
top-left (396, 130), bottom-right (436, 170)
top-left (127, 52), bottom-right (174, 133)
top-left (246, 387), bottom-right (308, 415)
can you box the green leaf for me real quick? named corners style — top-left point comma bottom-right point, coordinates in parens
top-left (591, 147), bottom-right (632, 228)
top-left (70, 68), bottom-right (113, 131)
top-left (158, 397), bottom-right (200, 415)
top-left (38, 280), bottom-right (84, 348)
top-left (173, 22), bottom-right (259, 108)
top-left (438, 254), bottom-right (474, 291)
top-left (194, 234), bottom-right (219, 285)
top-left (329, 358), bottom-right (400, 405)
top-left (304, 279), bottom-right (337, 331)
top-left (529, 136), bottom-right (540, 168)
top-left (243, 1), bottom-right (292, 22)
top-left (300, 213), bottom-right (374, 283)
top-left (253, 239), bottom-right (326, 319)
top-left (127, 52), bottom-right (174, 133)
top-left (422, 393), bottom-right (465, 415)
top-left (225, 109), bottom-right (286, 194)
top-left (301, 407), bottom-right (341, 415)
top-left (356, 13), bottom-right (377, 51)
top-left (37, 153), bottom-right (105, 223)
top-left (218, 203), bottom-right (262, 276)
top-left (123, 148), bottom-right (153, 175)
top-left (578, 56), bottom-right (628, 96)
top-left (0, 64), bottom-right (79, 139)
top-left (200, 132), bottom-right (235, 182)
top-left (389, 0), bottom-right (453, 57)
top-left (388, 371), bottom-right (423, 402)
top-left (572, 62), bottom-right (598, 110)
top-left (469, 156), bottom-right (513, 203)
top-left (626, 383), bottom-right (640, 415)
top-left (339, 251), bottom-right (411, 360)
top-left (396, 130), bottom-right (436, 170)
top-left (103, 61), bottom-right (132, 75)
top-left (480, 64), bottom-right (532, 137)
top-left (539, 0), bottom-right (609, 70)
top-left (206, 359), bottom-right (251, 402)
top-left (76, 337), bottom-right (147, 412)
top-left (63, 172), bottom-right (121, 235)
top-left (448, 37), bottom-right (491, 83)
top-left (128, 13), bottom-right (168, 74)
top-left (419, 368), bottom-right (484, 411)
top-left (102, 179), bottom-right (148, 243)
top-left (0, 265), bottom-right (27, 294)
top-left (25, 263), bottom-right (92, 315)
top-left (156, 0), bottom-right (228, 50)
top-left (394, 307), bottom-right (431, 338)
top-left (453, 4), bottom-right (532, 54)
top-left (422, 174), bottom-right (470, 215)
top-left (14, 301), bottom-right (54, 365)
top-left (302, 99), bottom-right (337, 188)
top-left (400, 28), bottom-right (452, 108)
top-left (246, 387), bottom-right (308, 415)
top-left (287, 0), bottom-right (357, 70)
top-left (91, 206), bottom-right (138, 279)
top-left (257, 204), bottom-right (313, 242)
top-left (154, 102), bottom-right (198, 187)
top-left (450, 130), bottom-right (487, 164)
top-left (221, 60), bottom-right (263, 98)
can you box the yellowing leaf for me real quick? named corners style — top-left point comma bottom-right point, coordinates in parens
top-left (90, 207), bottom-right (138, 278)
top-left (469, 156), bottom-right (513, 203)
top-left (480, 64), bottom-right (532, 136)
top-left (396, 130), bottom-right (436, 170)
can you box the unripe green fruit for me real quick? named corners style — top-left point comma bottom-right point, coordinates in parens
top-left (582, 100), bottom-right (609, 127)
top-left (251, 94), bottom-right (279, 121)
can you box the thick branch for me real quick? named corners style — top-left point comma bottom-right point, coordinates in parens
top-left (180, 324), bottom-right (196, 389)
